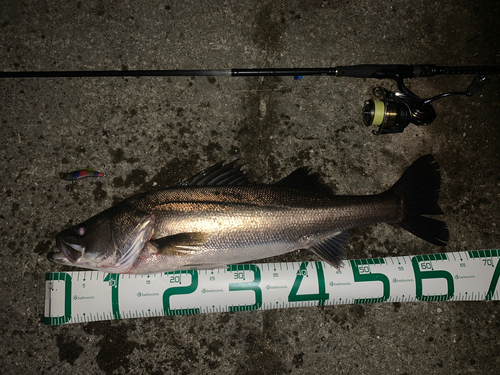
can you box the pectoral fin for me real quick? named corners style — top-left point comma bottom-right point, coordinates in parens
top-left (151, 232), bottom-right (207, 256)
top-left (309, 231), bottom-right (350, 269)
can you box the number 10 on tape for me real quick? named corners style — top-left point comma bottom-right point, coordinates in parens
top-left (44, 250), bottom-right (500, 325)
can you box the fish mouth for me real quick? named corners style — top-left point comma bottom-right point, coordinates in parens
top-left (50, 235), bottom-right (85, 263)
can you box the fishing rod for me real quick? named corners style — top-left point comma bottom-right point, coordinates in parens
top-left (2, 64), bottom-right (499, 135)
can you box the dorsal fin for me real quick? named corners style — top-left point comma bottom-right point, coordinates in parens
top-left (178, 161), bottom-right (251, 187)
top-left (276, 167), bottom-right (334, 195)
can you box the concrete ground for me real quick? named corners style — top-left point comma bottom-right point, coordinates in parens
top-left (1, 0), bottom-right (499, 374)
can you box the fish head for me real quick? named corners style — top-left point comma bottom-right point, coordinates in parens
top-left (49, 206), bottom-right (154, 273)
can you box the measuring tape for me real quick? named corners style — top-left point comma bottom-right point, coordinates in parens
top-left (44, 249), bottom-right (500, 325)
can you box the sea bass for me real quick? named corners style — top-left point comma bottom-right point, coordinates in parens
top-left (48, 155), bottom-right (449, 274)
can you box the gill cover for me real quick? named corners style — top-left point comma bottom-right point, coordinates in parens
top-left (109, 207), bottom-right (154, 272)
top-left (51, 206), bottom-right (154, 273)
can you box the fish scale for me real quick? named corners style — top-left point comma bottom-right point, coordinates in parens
top-left (126, 193), bottom-right (399, 274)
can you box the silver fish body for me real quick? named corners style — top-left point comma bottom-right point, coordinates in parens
top-left (49, 156), bottom-right (449, 274)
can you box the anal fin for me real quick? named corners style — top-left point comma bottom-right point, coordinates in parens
top-left (151, 232), bottom-right (207, 256)
top-left (309, 231), bottom-right (350, 269)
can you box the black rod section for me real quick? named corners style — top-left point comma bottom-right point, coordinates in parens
top-left (0, 69), bottom-right (233, 78)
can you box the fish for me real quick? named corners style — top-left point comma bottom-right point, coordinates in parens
top-left (48, 155), bottom-right (449, 274)
top-left (60, 168), bottom-right (105, 182)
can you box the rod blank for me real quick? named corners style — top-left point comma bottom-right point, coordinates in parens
top-left (0, 65), bottom-right (498, 79)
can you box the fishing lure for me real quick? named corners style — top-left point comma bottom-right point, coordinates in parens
top-left (60, 168), bottom-right (105, 182)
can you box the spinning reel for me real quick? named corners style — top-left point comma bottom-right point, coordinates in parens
top-left (363, 74), bottom-right (490, 135)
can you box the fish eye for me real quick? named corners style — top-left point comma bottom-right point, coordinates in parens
top-left (74, 225), bottom-right (87, 239)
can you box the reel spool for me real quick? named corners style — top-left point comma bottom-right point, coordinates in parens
top-left (363, 89), bottom-right (413, 134)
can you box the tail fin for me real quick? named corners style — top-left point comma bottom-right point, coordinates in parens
top-left (389, 155), bottom-right (449, 246)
